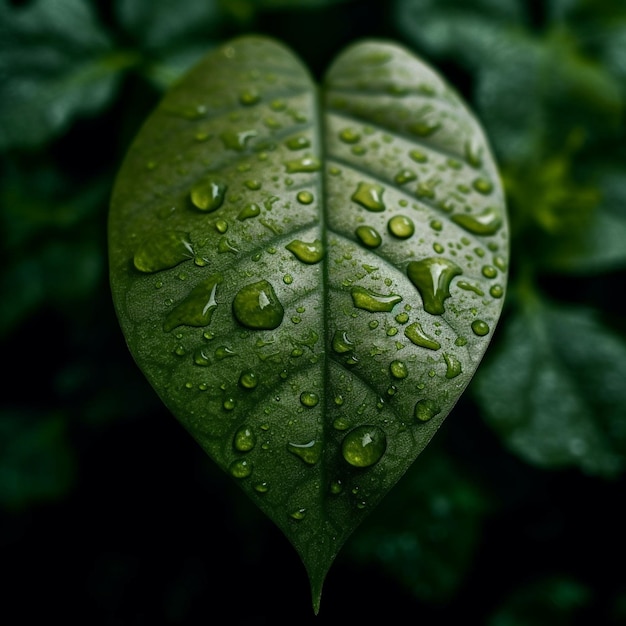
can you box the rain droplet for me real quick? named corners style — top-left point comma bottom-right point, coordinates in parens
top-left (451, 207), bottom-right (502, 236)
top-left (239, 370), bottom-right (259, 389)
top-left (387, 215), bottom-right (415, 239)
top-left (190, 178), bottom-right (227, 212)
top-left (409, 150), bottom-right (428, 163)
top-left (220, 129), bottom-right (257, 151)
top-left (351, 286), bottom-right (402, 312)
top-left (233, 280), bottom-right (284, 330)
top-left (285, 156), bottom-right (321, 173)
top-left (133, 231), bottom-right (193, 273)
top-left (229, 458), bottom-right (252, 478)
top-left (414, 399), bottom-right (440, 423)
top-left (332, 330), bottom-right (354, 353)
top-left (287, 440), bottom-right (322, 465)
top-left (472, 178), bottom-right (494, 194)
top-left (296, 191), bottom-right (314, 205)
top-left (339, 128), bottom-right (361, 144)
top-left (285, 239), bottom-right (324, 264)
top-left (407, 258), bottom-right (462, 315)
top-left (482, 265), bottom-right (498, 279)
top-left (285, 135), bottom-right (310, 150)
top-left (490, 284), bottom-right (504, 298)
top-left (237, 203), bottom-right (261, 221)
top-left (300, 391), bottom-right (319, 407)
top-left (389, 360), bottom-right (408, 379)
top-left (471, 319), bottom-right (490, 336)
top-left (352, 182), bottom-right (386, 212)
top-left (233, 426), bottom-right (256, 452)
top-left (394, 169), bottom-right (417, 185)
top-left (163, 274), bottom-right (222, 332)
top-left (342, 425), bottom-right (387, 468)
top-left (443, 353), bottom-right (462, 378)
top-left (355, 225), bottom-right (382, 248)
top-left (290, 508), bottom-right (307, 520)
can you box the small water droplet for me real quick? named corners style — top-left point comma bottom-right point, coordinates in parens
top-left (237, 203), bottom-right (261, 221)
top-left (404, 321), bottom-right (440, 350)
top-left (229, 458), bottom-right (252, 478)
top-left (133, 231), bottom-right (193, 273)
top-left (407, 258), bottom-right (462, 315)
top-left (394, 169), bottom-right (417, 184)
top-left (239, 89), bottom-right (261, 106)
top-left (472, 178), bottom-right (493, 194)
top-left (352, 182), bottom-right (386, 212)
top-left (471, 319), bottom-right (490, 336)
top-left (285, 156), bottom-right (321, 173)
top-left (287, 440), bottom-right (322, 465)
top-left (490, 284), bottom-right (504, 298)
top-left (443, 353), bottom-right (462, 378)
top-left (389, 360), bottom-right (408, 379)
top-left (482, 265), bottom-right (498, 279)
top-left (409, 120), bottom-right (440, 137)
top-left (190, 178), bottom-right (227, 212)
top-left (339, 128), bottom-right (361, 143)
top-left (414, 399), bottom-right (440, 423)
top-left (285, 135), bottom-right (310, 150)
top-left (244, 179), bottom-right (262, 190)
top-left (451, 207), bottom-right (502, 235)
top-left (387, 215), bottom-right (415, 239)
top-left (239, 370), bottom-right (259, 389)
top-left (296, 190), bottom-right (314, 205)
top-left (351, 286), bottom-right (402, 312)
top-left (290, 508), bottom-right (307, 520)
top-left (409, 150), bottom-right (428, 163)
top-left (220, 129), bottom-right (257, 151)
top-left (163, 274), bottom-right (222, 332)
top-left (342, 425), bottom-right (387, 468)
top-left (300, 391), bottom-right (319, 407)
top-left (233, 425), bottom-right (256, 452)
top-left (233, 280), bottom-right (284, 330)
top-left (215, 345), bottom-right (236, 360)
top-left (332, 330), bottom-right (354, 353)
top-left (355, 225), bottom-right (382, 248)
top-left (286, 239), bottom-right (324, 264)
top-left (254, 482), bottom-right (269, 494)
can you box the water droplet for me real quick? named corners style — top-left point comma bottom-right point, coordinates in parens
top-left (300, 391), bottom-right (319, 407)
top-left (290, 508), bottom-right (307, 520)
top-left (287, 440), bottom-right (322, 465)
top-left (239, 89), bottom-right (261, 106)
top-left (193, 347), bottom-right (211, 366)
top-left (220, 129), bottom-right (257, 151)
top-left (472, 178), bottom-right (493, 194)
top-left (218, 238), bottom-right (238, 254)
top-left (352, 182), bottom-right (386, 212)
top-left (239, 370), bottom-right (258, 389)
top-left (163, 274), bottom-right (222, 332)
top-left (387, 215), bottom-right (415, 239)
top-left (233, 426), bottom-right (256, 452)
top-left (285, 135), bottom-right (310, 150)
top-left (254, 482), bottom-right (269, 494)
top-left (409, 120), bottom-right (440, 137)
top-left (286, 239), bottom-right (324, 264)
top-left (229, 458), bottom-right (252, 478)
top-left (389, 360), bottom-right (408, 379)
top-left (471, 319), bottom-right (490, 336)
top-left (244, 179), bottom-right (262, 190)
top-left (285, 156), bottom-right (321, 173)
top-left (215, 345), bottom-right (236, 360)
top-left (233, 280), bottom-right (284, 330)
top-left (339, 128), bottom-right (361, 144)
top-left (133, 231), bottom-right (193, 273)
top-left (237, 203), bottom-right (261, 221)
top-left (342, 425), bottom-right (387, 468)
top-left (296, 191), bottom-right (314, 205)
top-left (451, 207), bottom-right (502, 236)
top-left (409, 149), bottom-right (428, 163)
top-left (351, 286), bottom-right (402, 312)
top-left (443, 353), bottom-right (462, 378)
top-left (215, 219), bottom-right (229, 233)
top-left (330, 480), bottom-right (343, 495)
top-left (332, 330), bottom-right (354, 353)
top-left (407, 258), bottom-right (462, 315)
top-left (414, 399), bottom-right (440, 423)
top-left (394, 169), bottom-right (417, 184)
top-left (490, 284), bottom-right (503, 298)
top-left (482, 265), bottom-right (498, 279)
top-left (355, 225), bottom-right (382, 248)
top-left (190, 178), bottom-right (227, 212)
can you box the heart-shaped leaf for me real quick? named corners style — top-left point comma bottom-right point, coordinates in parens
top-left (108, 35), bottom-right (508, 613)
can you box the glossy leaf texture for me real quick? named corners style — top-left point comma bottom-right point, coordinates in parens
top-left (108, 36), bottom-right (509, 613)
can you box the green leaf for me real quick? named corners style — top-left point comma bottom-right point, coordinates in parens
top-left (473, 299), bottom-right (626, 478)
top-left (0, 0), bottom-right (130, 149)
top-left (108, 35), bottom-right (509, 612)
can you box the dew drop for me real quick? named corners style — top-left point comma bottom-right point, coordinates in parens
top-left (339, 128), bottom-right (361, 144)
top-left (471, 319), bottom-right (490, 336)
top-left (286, 239), bottom-right (324, 264)
top-left (290, 508), bottom-right (307, 520)
top-left (355, 225), bottom-right (382, 249)
top-left (332, 330), bottom-right (354, 353)
top-left (163, 274), bottom-right (222, 332)
top-left (239, 370), bottom-right (259, 389)
top-left (352, 182), bottom-right (386, 212)
top-left (351, 286), bottom-right (402, 312)
top-left (287, 440), bottom-right (322, 465)
top-left (389, 360), bottom-right (408, 379)
top-left (285, 135), bottom-right (310, 150)
top-left (300, 391), bottom-right (319, 407)
top-left (229, 458), bottom-right (252, 478)
top-left (451, 207), bottom-right (502, 236)
top-left (394, 169), bottom-right (416, 185)
top-left (409, 149), bottom-right (428, 163)
top-left (285, 156), bottom-right (321, 173)
top-left (490, 284), bottom-right (504, 298)
top-left (233, 426), bottom-right (256, 452)
top-left (406, 258), bottom-right (462, 315)
top-left (215, 345), bottom-right (236, 360)
top-left (387, 215), bottom-right (415, 239)
top-left (133, 231), bottom-right (193, 273)
top-left (414, 399), bottom-right (441, 423)
top-left (342, 425), bottom-right (387, 468)
top-left (237, 203), bottom-right (261, 221)
top-left (472, 178), bottom-right (494, 194)
top-left (190, 178), bottom-right (227, 212)
top-left (296, 191), bottom-right (314, 205)
top-left (220, 129), bottom-right (257, 151)
top-left (233, 280), bottom-right (284, 330)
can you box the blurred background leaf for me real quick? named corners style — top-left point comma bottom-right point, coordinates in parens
top-left (1, 0), bottom-right (625, 623)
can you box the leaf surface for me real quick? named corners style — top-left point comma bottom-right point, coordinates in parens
top-left (108, 35), bottom-right (508, 612)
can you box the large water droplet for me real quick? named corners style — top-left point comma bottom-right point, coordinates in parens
top-left (351, 286), bottom-right (402, 312)
top-left (163, 274), bottom-right (222, 332)
top-left (471, 319), bottom-right (490, 336)
top-left (285, 239), bottom-right (324, 264)
top-left (352, 182), bottom-right (386, 212)
top-left (387, 215), bottom-right (415, 239)
top-left (451, 207), bottom-right (502, 236)
top-left (133, 230), bottom-right (193, 273)
top-left (287, 440), bottom-right (322, 465)
top-left (233, 280), bottom-right (284, 330)
top-left (355, 225), bottom-right (382, 248)
top-left (443, 353), bottom-right (462, 378)
top-left (407, 257), bottom-right (462, 315)
top-left (342, 425), bottom-right (387, 468)
top-left (190, 178), bottom-right (227, 212)
top-left (414, 399), bottom-right (440, 423)
top-left (389, 360), bottom-right (408, 379)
